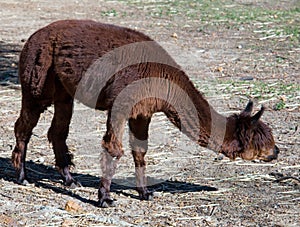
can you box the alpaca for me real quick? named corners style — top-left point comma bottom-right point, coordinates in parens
top-left (12, 20), bottom-right (279, 207)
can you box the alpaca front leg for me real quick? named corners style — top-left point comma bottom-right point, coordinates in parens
top-left (98, 114), bottom-right (125, 208)
top-left (132, 150), bottom-right (153, 200)
top-left (129, 116), bottom-right (152, 200)
top-left (98, 150), bottom-right (121, 208)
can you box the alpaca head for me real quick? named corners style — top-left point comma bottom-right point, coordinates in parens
top-left (221, 100), bottom-right (279, 162)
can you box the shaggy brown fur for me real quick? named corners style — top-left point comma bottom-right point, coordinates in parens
top-left (12, 20), bottom-right (279, 207)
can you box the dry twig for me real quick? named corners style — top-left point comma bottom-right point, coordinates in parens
top-left (274, 176), bottom-right (300, 184)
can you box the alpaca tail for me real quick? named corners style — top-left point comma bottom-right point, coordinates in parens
top-left (19, 31), bottom-right (54, 97)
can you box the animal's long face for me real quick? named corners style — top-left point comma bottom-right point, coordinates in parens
top-left (221, 100), bottom-right (279, 162)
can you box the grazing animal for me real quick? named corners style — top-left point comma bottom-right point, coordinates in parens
top-left (12, 20), bottom-right (279, 208)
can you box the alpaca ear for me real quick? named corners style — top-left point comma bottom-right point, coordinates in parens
top-left (241, 100), bottom-right (253, 116)
top-left (251, 105), bottom-right (265, 124)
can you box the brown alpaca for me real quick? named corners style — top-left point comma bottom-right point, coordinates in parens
top-left (12, 20), bottom-right (279, 208)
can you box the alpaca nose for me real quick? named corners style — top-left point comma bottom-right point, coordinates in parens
top-left (273, 145), bottom-right (280, 158)
top-left (274, 145), bottom-right (280, 155)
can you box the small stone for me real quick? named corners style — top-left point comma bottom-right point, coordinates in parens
top-left (280, 95), bottom-right (287, 102)
top-left (152, 191), bottom-right (162, 198)
top-left (214, 155), bottom-right (224, 161)
top-left (34, 157), bottom-right (45, 163)
top-left (240, 76), bottom-right (254, 81)
top-left (171, 33), bottom-right (178, 39)
top-left (216, 66), bottom-right (223, 72)
top-left (65, 200), bottom-right (83, 213)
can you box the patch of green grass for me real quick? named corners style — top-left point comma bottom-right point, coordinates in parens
top-left (194, 79), bottom-right (299, 110)
top-left (283, 26), bottom-right (300, 41)
top-left (120, 1), bottom-right (298, 22)
top-left (222, 80), bottom-right (298, 98)
top-left (117, 0), bottom-right (300, 44)
top-left (273, 100), bottom-right (286, 111)
top-left (101, 9), bottom-right (118, 17)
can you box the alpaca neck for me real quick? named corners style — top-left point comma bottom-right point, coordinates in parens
top-left (163, 74), bottom-right (227, 152)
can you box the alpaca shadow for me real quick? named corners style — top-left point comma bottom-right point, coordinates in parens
top-left (0, 157), bottom-right (217, 206)
top-left (0, 41), bottom-right (20, 86)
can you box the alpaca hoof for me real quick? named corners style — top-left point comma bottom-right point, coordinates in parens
top-left (100, 201), bottom-right (109, 208)
top-left (98, 199), bottom-right (116, 208)
top-left (65, 179), bottom-right (82, 188)
top-left (69, 181), bottom-right (81, 189)
top-left (139, 191), bottom-right (154, 201)
top-left (146, 194), bottom-right (153, 201)
top-left (19, 179), bottom-right (29, 186)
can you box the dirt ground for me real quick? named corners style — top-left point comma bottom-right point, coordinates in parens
top-left (0, 0), bottom-right (299, 226)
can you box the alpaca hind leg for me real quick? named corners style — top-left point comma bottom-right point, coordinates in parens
top-left (47, 85), bottom-right (79, 187)
top-left (12, 101), bottom-right (47, 184)
top-left (129, 116), bottom-right (152, 200)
